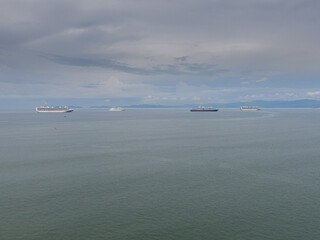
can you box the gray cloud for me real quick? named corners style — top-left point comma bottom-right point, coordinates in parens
top-left (43, 54), bottom-right (152, 75)
top-left (175, 56), bottom-right (188, 62)
top-left (43, 54), bottom-right (224, 76)
top-left (1, 0), bottom-right (320, 102)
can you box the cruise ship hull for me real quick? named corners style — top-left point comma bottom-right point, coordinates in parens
top-left (240, 109), bottom-right (260, 111)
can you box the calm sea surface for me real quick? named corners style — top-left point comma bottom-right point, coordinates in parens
top-left (1, 108), bottom-right (320, 240)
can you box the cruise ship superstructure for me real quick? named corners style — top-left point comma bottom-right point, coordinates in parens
top-left (36, 106), bottom-right (73, 113)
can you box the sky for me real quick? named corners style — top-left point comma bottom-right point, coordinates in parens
top-left (1, 0), bottom-right (320, 106)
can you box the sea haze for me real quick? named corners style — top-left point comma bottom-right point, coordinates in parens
top-left (1, 109), bottom-right (320, 240)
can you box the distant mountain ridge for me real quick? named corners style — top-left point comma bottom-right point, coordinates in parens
top-left (217, 99), bottom-right (320, 108)
top-left (121, 99), bottom-right (320, 108)
top-left (1, 98), bottom-right (320, 109)
top-left (212, 99), bottom-right (320, 108)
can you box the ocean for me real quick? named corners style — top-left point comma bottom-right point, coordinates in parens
top-left (1, 108), bottom-right (320, 240)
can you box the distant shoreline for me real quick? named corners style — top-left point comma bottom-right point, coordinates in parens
top-left (1, 99), bottom-right (320, 109)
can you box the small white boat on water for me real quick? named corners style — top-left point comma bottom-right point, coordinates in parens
top-left (109, 107), bottom-right (125, 112)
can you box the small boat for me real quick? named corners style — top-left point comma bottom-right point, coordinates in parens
top-left (190, 106), bottom-right (218, 112)
top-left (109, 107), bottom-right (125, 112)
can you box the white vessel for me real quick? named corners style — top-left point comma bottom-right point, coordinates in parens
top-left (240, 106), bottom-right (260, 111)
top-left (190, 106), bottom-right (218, 112)
top-left (36, 106), bottom-right (73, 113)
top-left (109, 107), bottom-right (125, 112)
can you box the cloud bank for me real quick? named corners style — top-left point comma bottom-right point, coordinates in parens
top-left (1, 0), bottom-right (320, 104)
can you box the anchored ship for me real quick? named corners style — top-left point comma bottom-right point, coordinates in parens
top-left (240, 106), bottom-right (260, 111)
top-left (109, 107), bottom-right (125, 112)
top-left (36, 106), bottom-right (73, 113)
top-left (190, 106), bottom-right (218, 112)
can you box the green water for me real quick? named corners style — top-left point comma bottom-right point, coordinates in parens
top-left (1, 109), bottom-right (320, 239)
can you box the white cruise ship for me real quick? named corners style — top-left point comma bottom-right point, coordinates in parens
top-left (36, 106), bottom-right (73, 113)
top-left (240, 106), bottom-right (260, 111)
top-left (190, 106), bottom-right (218, 112)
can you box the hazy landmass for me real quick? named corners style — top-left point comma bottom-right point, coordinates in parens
top-left (1, 99), bottom-right (320, 109)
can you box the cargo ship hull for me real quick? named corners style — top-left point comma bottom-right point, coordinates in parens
top-left (190, 109), bottom-right (218, 112)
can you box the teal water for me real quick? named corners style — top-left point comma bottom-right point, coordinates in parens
top-left (1, 109), bottom-right (320, 239)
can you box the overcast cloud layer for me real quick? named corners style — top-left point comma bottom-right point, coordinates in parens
top-left (1, 0), bottom-right (320, 104)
